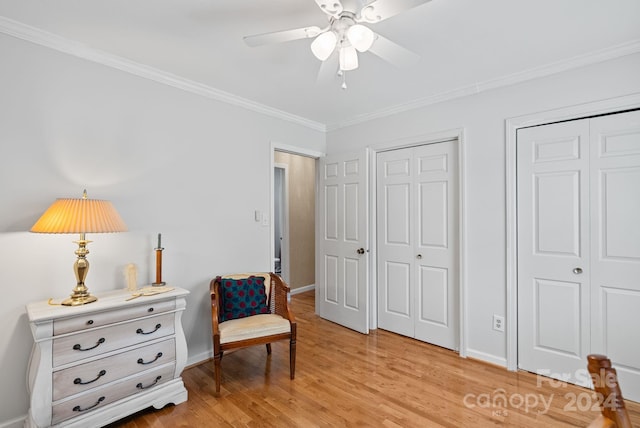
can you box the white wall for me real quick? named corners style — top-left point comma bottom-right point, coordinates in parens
top-left (326, 53), bottom-right (640, 365)
top-left (0, 33), bottom-right (324, 426)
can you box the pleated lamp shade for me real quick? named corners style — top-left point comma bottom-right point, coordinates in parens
top-left (31, 196), bottom-right (127, 234)
top-left (30, 191), bottom-right (127, 306)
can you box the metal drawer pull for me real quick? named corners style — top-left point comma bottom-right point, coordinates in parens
top-left (73, 337), bottom-right (105, 351)
top-left (136, 324), bottom-right (161, 335)
top-left (73, 396), bottom-right (105, 412)
top-left (137, 376), bottom-right (162, 390)
top-left (74, 369), bottom-right (106, 385)
top-left (138, 352), bottom-right (163, 365)
top-left (86, 319), bottom-right (94, 325)
top-left (148, 307), bottom-right (154, 313)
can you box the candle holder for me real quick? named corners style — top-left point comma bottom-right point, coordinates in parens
top-left (152, 233), bottom-right (166, 286)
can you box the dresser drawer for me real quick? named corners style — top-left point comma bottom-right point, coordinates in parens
top-left (54, 299), bottom-right (176, 335)
top-left (53, 338), bottom-right (176, 401)
top-left (53, 313), bottom-right (175, 367)
top-left (51, 363), bottom-right (176, 425)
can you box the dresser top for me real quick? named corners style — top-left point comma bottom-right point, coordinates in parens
top-left (26, 286), bottom-right (189, 323)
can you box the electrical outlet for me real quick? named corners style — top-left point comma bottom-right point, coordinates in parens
top-left (493, 315), bottom-right (505, 332)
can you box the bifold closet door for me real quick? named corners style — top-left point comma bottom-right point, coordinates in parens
top-left (589, 110), bottom-right (640, 401)
top-left (377, 141), bottom-right (459, 351)
top-left (517, 110), bottom-right (640, 401)
top-left (517, 119), bottom-right (591, 387)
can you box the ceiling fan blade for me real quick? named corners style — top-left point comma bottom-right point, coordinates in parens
top-left (316, 51), bottom-right (339, 84)
top-left (358, 0), bottom-right (431, 23)
top-left (314, 0), bottom-right (344, 17)
top-left (368, 33), bottom-right (420, 68)
top-left (244, 26), bottom-right (323, 47)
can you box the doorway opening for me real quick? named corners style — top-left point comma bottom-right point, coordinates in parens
top-left (272, 149), bottom-right (318, 294)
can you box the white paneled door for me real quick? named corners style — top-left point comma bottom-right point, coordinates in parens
top-left (517, 120), bottom-right (591, 386)
top-left (318, 150), bottom-right (369, 334)
top-left (517, 110), bottom-right (640, 401)
top-left (377, 141), bottom-right (459, 350)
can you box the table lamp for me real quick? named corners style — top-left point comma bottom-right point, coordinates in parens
top-left (30, 190), bottom-right (128, 306)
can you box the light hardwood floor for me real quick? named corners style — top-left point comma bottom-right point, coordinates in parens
top-left (109, 291), bottom-right (640, 427)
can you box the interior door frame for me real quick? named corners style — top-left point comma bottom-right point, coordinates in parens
top-left (505, 93), bottom-right (640, 371)
top-left (369, 127), bottom-right (468, 357)
top-left (270, 142), bottom-right (325, 300)
top-left (274, 162), bottom-right (290, 282)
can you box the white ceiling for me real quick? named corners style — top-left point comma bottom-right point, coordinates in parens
top-left (1, 0), bottom-right (639, 130)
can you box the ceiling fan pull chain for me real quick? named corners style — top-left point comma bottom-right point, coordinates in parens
top-left (341, 72), bottom-right (347, 90)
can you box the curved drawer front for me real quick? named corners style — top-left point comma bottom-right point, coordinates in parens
top-left (51, 363), bottom-right (175, 425)
top-left (53, 338), bottom-right (176, 401)
top-left (54, 300), bottom-right (176, 335)
top-left (53, 313), bottom-right (175, 367)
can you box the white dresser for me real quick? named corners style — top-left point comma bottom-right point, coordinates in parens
top-left (25, 287), bottom-right (189, 427)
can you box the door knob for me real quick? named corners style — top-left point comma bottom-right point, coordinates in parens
top-left (416, 254), bottom-right (423, 259)
top-left (357, 248), bottom-right (365, 255)
top-left (573, 267), bottom-right (583, 274)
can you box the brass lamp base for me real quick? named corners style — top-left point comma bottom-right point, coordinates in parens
top-left (62, 235), bottom-right (99, 306)
top-left (62, 294), bottom-right (98, 306)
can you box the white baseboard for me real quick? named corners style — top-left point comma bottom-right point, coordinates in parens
top-left (187, 349), bottom-right (213, 367)
top-left (466, 348), bottom-right (507, 368)
top-left (290, 284), bottom-right (315, 295)
top-left (0, 415), bottom-right (25, 428)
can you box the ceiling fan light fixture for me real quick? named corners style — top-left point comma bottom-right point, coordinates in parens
top-left (339, 46), bottom-right (358, 71)
top-left (347, 24), bottom-right (375, 52)
top-left (361, 5), bottom-right (382, 23)
top-left (311, 31), bottom-right (337, 61)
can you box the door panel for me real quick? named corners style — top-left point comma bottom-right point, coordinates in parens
top-left (318, 151), bottom-right (369, 334)
top-left (419, 181), bottom-right (448, 248)
top-left (385, 184), bottom-right (411, 245)
top-left (590, 110), bottom-right (640, 401)
top-left (377, 148), bottom-right (415, 337)
top-left (517, 120), bottom-right (591, 387)
top-left (534, 171), bottom-right (581, 256)
top-left (419, 265), bottom-right (448, 326)
top-left (414, 142), bottom-right (458, 348)
top-left (385, 261), bottom-right (411, 317)
top-left (534, 278), bottom-right (582, 357)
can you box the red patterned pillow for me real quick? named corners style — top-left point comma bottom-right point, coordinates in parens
top-left (219, 276), bottom-right (269, 321)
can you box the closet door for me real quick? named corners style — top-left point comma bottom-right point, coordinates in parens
top-left (518, 110), bottom-right (640, 401)
top-left (517, 120), bottom-right (591, 386)
top-left (377, 141), bottom-right (459, 350)
top-left (413, 142), bottom-right (459, 349)
top-left (590, 110), bottom-right (640, 401)
top-left (377, 147), bottom-right (415, 338)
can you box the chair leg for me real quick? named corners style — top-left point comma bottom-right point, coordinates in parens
top-left (214, 352), bottom-right (222, 394)
top-left (266, 343), bottom-right (272, 355)
top-left (290, 339), bottom-right (296, 379)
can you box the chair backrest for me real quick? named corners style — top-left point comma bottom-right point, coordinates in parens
top-left (587, 354), bottom-right (632, 428)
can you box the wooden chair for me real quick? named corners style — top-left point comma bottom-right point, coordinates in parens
top-left (587, 354), bottom-right (632, 428)
top-left (210, 273), bottom-right (296, 394)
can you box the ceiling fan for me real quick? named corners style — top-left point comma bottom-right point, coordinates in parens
top-left (243, 0), bottom-right (432, 88)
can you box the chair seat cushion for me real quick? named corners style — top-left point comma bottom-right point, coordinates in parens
top-left (219, 314), bottom-right (291, 344)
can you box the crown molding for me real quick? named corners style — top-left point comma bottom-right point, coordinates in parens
top-left (2, 16), bottom-right (639, 134)
top-left (326, 39), bottom-right (640, 131)
top-left (0, 16), bottom-right (327, 132)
